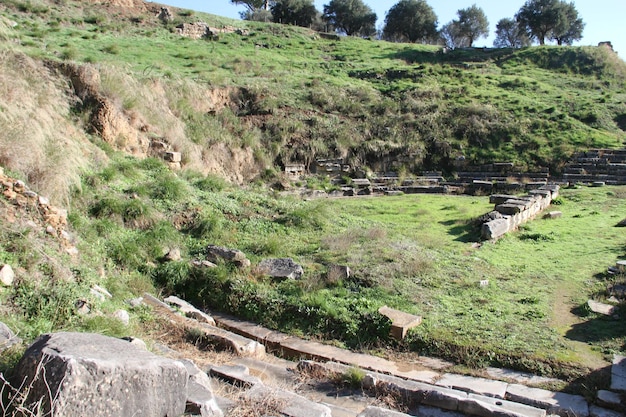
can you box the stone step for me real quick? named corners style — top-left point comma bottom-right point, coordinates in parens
top-left (244, 384), bottom-right (332, 417)
top-left (505, 384), bottom-right (589, 417)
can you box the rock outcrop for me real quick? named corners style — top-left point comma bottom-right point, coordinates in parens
top-left (12, 332), bottom-right (188, 417)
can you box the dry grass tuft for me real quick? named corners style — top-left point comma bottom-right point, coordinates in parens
top-left (228, 393), bottom-right (286, 417)
top-left (0, 50), bottom-right (104, 206)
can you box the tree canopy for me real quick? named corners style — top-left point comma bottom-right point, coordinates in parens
top-left (323, 0), bottom-right (377, 37)
top-left (440, 21), bottom-right (465, 49)
top-left (516, 0), bottom-right (584, 46)
top-left (493, 18), bottom-right (531, 48)
top-left (551, 1), bottom-right (584, 45)
top-left (382, 0), bottom-right (438, 44)
top-left (271, 0), bottom-right (318, 27)
top-left (456, 4), bottom-right (489, 47)
top-left (230, 0), bottom-right (272, 12)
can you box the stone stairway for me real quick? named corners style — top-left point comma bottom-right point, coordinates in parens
top-left (145, 294), bottom-right (624, 417)
top-left (563, 149), bottom-right (626, 185)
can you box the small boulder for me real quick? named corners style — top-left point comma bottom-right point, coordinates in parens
top-left (206, 245), bottom-right (250, 268)
top-left (113, 309), bottom-right (130, 326)
top-left (0, 264), bottom-right (15, 286)
top-left (258, 258), bottom-right (304, 280)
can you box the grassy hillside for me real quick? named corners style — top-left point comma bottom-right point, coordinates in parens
top-left (1, 0), bottom-right (625, 185)
top-left (0, 0), bottom-right (625, 398)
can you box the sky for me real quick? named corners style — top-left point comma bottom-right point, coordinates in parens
top-left (158, 0), bottom-right (625, 58)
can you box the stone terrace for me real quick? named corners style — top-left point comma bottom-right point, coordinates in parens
top-left (563, 149), bottom-right (626, 185)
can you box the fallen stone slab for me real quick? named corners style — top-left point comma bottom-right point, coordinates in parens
top-left (357, 406), bottom-right (413, 416)
top-left (378, 306), bottom-right (422, 340)
top-left (12, 332), bottom-right (188, 417)
top-left (543, 211), bottom-right (562, 219)
top-left (435, 373), bottom-right (508, 399)
top-left (164, 295), bottom-right (216, 325)
top-left (596, 390), bottom-right (623, 411)
top-left (466, 394), bottom-right (546, 417)
top-left (209, 364), bottom-right (262, 388)
top-left (245, 384), bottom-right (332, 417)
top-left (611, 355), bottom-right (626, 392)
top-left (587, 300), bottom-right (618, 316)
top-left (505, 384), bottom-right (589, 417)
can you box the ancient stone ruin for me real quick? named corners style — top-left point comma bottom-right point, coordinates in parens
top-left (479, 185), bottom-right (559, 240)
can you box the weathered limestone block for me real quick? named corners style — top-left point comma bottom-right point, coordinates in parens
top-left (164, 151), bottom-right (182, 163)
top-left (378, 306), bottom-right (422, 340)
top-left (258, 258), bottom-right (304, 279)
top-left (505, 383), bottom-right (589, 417)
top-left (489, 194), bottom-right (517, 205)
top-left (544, 211), bottom-right (562, 219)
top-left (611, 355), bottom-right (626, 392)
top-left (478, 211), bottom-right (503, 223)
top-left (587, 300), bottom-right (618, 316)
top-left (12, 332), bottom-right (188, 417)
top-left (209, 364), bottom-right (262, 388)
top-left (481, 218), bottom-right (510, 240)
top-left (245, 384), bottom-right (332, 417)
top-left (496, 203), bottom-right (524, 215)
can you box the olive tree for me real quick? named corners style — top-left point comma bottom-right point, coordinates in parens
top-left (271, 0), bottom-right (318, 27)
top-left (456, 4), bottom-right (489, 47)
top-left (323, 0), bottom-right (377, 37)
top-left (382, 0), bottom-right (438, 44)
top-left (493, 18), bottom-right (531, 48)
top-left (516, 0), bottom-right (584, 46)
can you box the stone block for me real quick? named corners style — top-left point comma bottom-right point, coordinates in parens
top-left (378, 306), bottom-right (422, 340)
top-left (461, 394), bottom-right (547, 417)
top-left (496, 203), bottom-right (524, 215)
top-left (490, 194), bottom-right (517, 205)
top-left (179, 359), bottom-right (223, 417)
top-left (209, 364), bottom-right (262, 388)
top-left (435, 373), bottom-right (508, 399)
top-left (245, 385), bottom-right (332, 417)
top-left (506, 384), bottom-right (589, 417)
top-left (164, 295), bottom-right (216, 326)
top-left (587, 300), bottom-right (618, 316)
top-left (611, 355), bottom-right (626, 392)
top-left (13, 332), bottom-right (188, 417)
top-left (544, 211), bottom-right (562, 219)
top-left (482, 218), bottom-right (510, 240)
top-left (357, 406), bottom-right (413, 416)
top-left (589, 405), bottom-right (624, 417)
top-left (596, 390), bottom-right (623, 411)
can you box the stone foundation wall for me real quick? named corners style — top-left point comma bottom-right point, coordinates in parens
top-left (480, 185), bottom-right (559, 240)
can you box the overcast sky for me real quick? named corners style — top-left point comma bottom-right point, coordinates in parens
top-left (159, 0), bottom-right (625, 58)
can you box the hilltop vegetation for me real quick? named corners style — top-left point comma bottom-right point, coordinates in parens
top-left (0, 0), bottom-right (625, 395)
